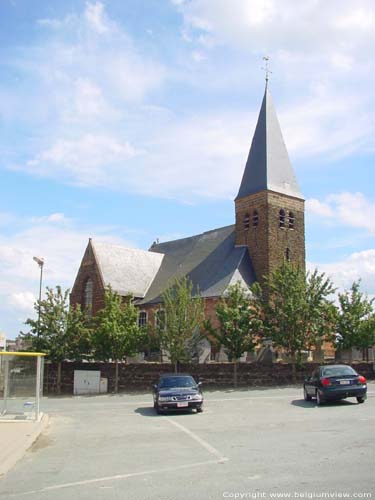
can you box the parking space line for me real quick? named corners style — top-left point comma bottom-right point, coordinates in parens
top-left (7, 460), bottom-right (223, 497)
top-left (165, 417), bottom-right (228, 463)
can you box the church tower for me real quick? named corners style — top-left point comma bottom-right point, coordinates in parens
top-left (235, 85), bottom-right (305, 282)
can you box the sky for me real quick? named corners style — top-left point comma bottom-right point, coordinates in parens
top-left (0, 0), bottom-right (374, 340)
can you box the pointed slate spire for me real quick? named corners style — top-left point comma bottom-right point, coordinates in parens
top-left (236, 86), bottom-right (303, 200)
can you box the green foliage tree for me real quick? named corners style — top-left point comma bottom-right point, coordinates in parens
top-left (158, 276), bottom-right (204, 372)
top-left (205, 282), bottom-right (261, 386)
top-left (23, 286), bottom-right (91, 393)
top-left (337, 281), bottom-right (375, 360)
top-left (91, 287), bottom-right (143, 392)
top-left (252, 264), bottom-right (336, 380)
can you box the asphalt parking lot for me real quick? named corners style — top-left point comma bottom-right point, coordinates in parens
top-left (0, 384), bottom-right (374, 500)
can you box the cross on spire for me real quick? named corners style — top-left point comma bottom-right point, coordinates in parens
top-left (262, 56), bottom-right (272, 86)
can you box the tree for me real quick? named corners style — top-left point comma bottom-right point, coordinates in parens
top-left (158, 276), bottom-right (204, 372)
top-left (91, 287), bottom-right (143, 392)
top-left (337, 281), bottom-right (375, 360)
top-left (66, 304), bottom-right (93, 361)
top-left (205, 282), bottom-right (260, 386)
top-left (23, 286), bottom-right (91, 393)
top-left (252, 264), bottom-right (336, 381)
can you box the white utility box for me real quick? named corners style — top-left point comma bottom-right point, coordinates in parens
top-left (73, 370), bottom-right (101, 395)
top-left (99, 377), bottom-right (108, 393)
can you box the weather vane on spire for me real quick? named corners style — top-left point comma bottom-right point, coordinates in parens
top-left (262, 56), bottom-right (272, 85)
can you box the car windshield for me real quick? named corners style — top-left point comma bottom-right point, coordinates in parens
top-left (321, 366), bottom-right (357, 377)
top-left (159, 376), bottom-right (196, 388)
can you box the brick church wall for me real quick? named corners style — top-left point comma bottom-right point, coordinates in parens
top-left (69, 240), bottom-right (105, 315)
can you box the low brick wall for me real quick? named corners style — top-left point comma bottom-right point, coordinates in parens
top-left (43, 361), bottom-right (375, 395)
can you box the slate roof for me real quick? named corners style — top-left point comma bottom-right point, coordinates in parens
top-left (92, 241), bottom-right (164, 298)
top-left (236, 86), bottom-right (303, 200)
top-left (138, 225), bottom-right (256, 305)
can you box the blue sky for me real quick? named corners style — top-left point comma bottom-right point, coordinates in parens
top-left (1, 0), bottom-right (374, 340)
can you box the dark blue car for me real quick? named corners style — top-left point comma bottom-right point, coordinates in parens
top-left (304, 365), bottom-right (367, 406)
top-left (153, 374), bottom-right (203, 414)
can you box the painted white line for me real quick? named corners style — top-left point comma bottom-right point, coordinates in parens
top-left (8, 460), bottom-right (224, 497)
top-left (165, 417), bottom-right (228, 463)
top-left (207, 395), bottom-right (299, 402)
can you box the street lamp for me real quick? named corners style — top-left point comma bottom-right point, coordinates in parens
top-left (33, 256), bottom-right (44, 335)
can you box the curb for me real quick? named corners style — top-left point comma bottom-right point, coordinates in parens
top-left (0, 414), bottom-right (50, 477)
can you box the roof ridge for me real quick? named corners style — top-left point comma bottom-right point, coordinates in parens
top-left (151, 224), bottom-right (235, 248)
top-left (92, 239), bottom-right (162, 257)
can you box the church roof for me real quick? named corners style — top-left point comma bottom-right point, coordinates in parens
top-left (92, 241), bottom-right (164, 298)
top-left (139, 225), bottom-right (256, 305)
top-left (236, 86), bottom-right (303, 200)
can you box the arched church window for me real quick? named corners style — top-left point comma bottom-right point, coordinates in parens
top-left (289, 212), bottom-right (295, 229)
top-left (279, 209), bottom-right (286, 228)
top-left (252, 210), bottom-right (259, 227)
top-left (138, 311), bottom-right (148, 328)
top-left (84, 278), bottom-right (93, 314)
top-left (285, 248), bottom-right (291, 262)
top-left (243, 213), bottom-right (250, 230)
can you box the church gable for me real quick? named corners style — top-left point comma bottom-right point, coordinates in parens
top-left (70, 239), bottom-right (105, 315)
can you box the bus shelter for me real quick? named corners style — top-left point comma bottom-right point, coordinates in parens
top-left (0, 352), bottom-right (45, 422)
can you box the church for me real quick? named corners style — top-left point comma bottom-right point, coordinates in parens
top-left (70, 83), bottom-right (305, 359)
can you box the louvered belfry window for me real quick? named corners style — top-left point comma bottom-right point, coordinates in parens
top-left (244, 213), bottom-right (250, 230)
top-left (289, 212), bottom-right (295, 229)
top-left (279, 209), bottom-right (286, 228)
top-left (252, 210), bottom-right (259, 227)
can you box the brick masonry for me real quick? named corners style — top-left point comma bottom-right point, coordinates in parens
top-left (43, 361), bottom-right (375, 395)
top-left (235, 190), bottom-right (305, 281)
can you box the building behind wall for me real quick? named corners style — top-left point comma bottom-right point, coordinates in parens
top-left (70, 83), bottom-right (306, 361)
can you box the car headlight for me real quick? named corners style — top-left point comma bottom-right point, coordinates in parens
top-left (158, 396), bottom-right (172, 402)
top-left (191, 394), bottom-right (203, 401)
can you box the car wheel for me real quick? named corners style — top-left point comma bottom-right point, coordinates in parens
top-left (357, 396), bottom-right (366, 404)
top-left (196, 406), bottom-right (203, 413)
top-left (316, 390), bottom-right (324, 406)
top-left (304, 386), bottom-right (312, 401)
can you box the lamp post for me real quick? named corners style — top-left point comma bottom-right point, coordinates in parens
top-left (33, 256), bottom-right (44, 335)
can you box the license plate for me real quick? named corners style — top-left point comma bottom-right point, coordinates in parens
top-left (339, 380), bottom-right (350, 385)
top-left (177, 402), bottom-right (188, 408)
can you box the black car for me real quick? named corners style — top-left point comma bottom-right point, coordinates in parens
top-left (304, 365), bottom-right (367, 406)
top-left (153, 374), bottom-right (203, 414)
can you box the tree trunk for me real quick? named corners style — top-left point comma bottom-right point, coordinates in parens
top-left (115, 359), bottom-right (119, 394)
top-left (233, 361), bottom-right (238, 388)
top-left (291, 353), bottom-right (296, 384)
top-left (57, 362), bottom-right (62, 395)
top-left (348, 348), bottom-right (353, 364)
top-left (174, 361), bottom-right (178, 373)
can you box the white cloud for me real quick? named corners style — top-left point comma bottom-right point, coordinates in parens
top-left (84, 1), bottom-right (110, 34)
top-left (306, 199), bottom-right (334, 218)
top-left (1, 0), bottom-right (374, 204)
top-left (25, 134), bottom-right (140, 186)
top-left (309, 249), bottom-right (375, 296)
top-left (0, 212), bottom-right (136, 337)
top-left (8, 292), bottom-right (36, 313)
top-left (307, 192), bottom-right (375, 233)
top-left (175, 0), bottom-right (375, 64)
